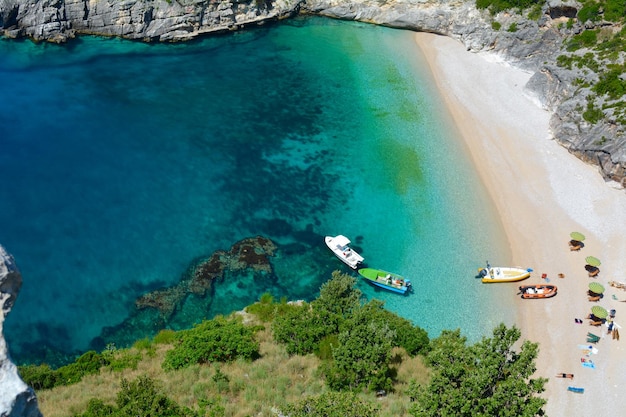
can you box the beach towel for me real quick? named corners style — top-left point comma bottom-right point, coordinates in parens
top-left (582, 362), bottom-right (595, 369)
top-left (568, 386), bottom-right (585, 393)
top-left (577, 345), bottom-right (599, 355)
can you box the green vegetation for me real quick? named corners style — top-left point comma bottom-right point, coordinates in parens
top-left (19, 351), bottom-right (108, 390)
top-left (162, 316), bottom-right (261, 371)
top-left (74, 375), bottom-right (199, 417)
top-left (583, 99), bottom-right (605, 124)
top-left (475, 0), bottom-right (543, 15)
top-left (407, 325), bottom-right (547, 416)
top-left (27, 271), bottom-right (546, 417)
top-left (549, 0), bottom-right (626, 127)
top-left (283, 391), bottom-right (380, 416)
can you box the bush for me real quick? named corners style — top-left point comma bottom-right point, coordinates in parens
top-left (74, 375), bottom-right (199, 417)
top-left (583, 101), bottom-right (604, 124)
top-left (476, 0), bottom-right (543, 15)
top-left (18, 363), bottom-right (57, 391)
top-left (106, 350), bottom-right (143, 372)
top-left (153, 329), bottom-right (177, 345)
top-left (604, 0), bottom-right (626, 21)
top-left (272, 302), bottom-right (331, 355)
top-left (567, 30), bottom-right (598, 51)
top-left (283, 391), bottom-right (380, 417)
top-left (408, 325), bottom-right (546, 417)
top-left (245, 293), bottom-right (292, 322)
top-left (577, 3), bottom-right (601, 23)
top-left (594, 66), bottom-right (626, 99)
top-left (325, 301), bottom-right (396, 392)
top-left (162, 316), bottom-right (260, 371)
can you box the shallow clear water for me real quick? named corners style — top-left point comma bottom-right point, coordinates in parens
top-left (0, 17), bottom-right (513, 365)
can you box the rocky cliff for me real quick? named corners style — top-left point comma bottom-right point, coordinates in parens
top-left (0, 246), bottom-right (42, 417)
top-left (0, 0), bottom-right (624, 186)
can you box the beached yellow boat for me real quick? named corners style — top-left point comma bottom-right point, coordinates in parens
top-left (478, 263), bottom-right (531, 283)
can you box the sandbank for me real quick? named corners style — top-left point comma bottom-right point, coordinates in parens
top-left (414, 32), bottom-right (626, 416)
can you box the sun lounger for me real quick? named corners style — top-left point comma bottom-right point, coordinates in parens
top-left (588, 295), bottom-right (601, 302)
top-left (588, 268), bottom-right (600, 277)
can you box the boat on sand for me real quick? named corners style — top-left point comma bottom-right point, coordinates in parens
top-left (358, 268), bottom-right (411, 295)
top-left (325, 235), bottom-right (364, 269)
top-left (518, 284), bottom-right (557, 299)
top-left (478, 262), bottom-right (531, 283)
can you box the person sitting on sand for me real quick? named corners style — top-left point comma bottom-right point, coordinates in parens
top-left (556, 373), bottom-right (574, 379)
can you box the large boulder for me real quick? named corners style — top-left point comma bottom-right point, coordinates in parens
top-left (0, 245), bottom-right (42, 417)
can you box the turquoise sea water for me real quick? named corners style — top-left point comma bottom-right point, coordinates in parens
top-left (0, 17), bottom-right (513, 366)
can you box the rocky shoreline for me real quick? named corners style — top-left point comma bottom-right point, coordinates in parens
top-left (1, 0), bottom-right (624, 188)
top-left (0, 246), bottom-right (41, 417)
top-left (0, 5), bottom-right (623, 414)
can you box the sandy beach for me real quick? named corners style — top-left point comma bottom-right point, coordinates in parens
top-left (414, 32), bottom-right (626, 416)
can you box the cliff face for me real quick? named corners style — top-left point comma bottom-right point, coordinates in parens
top-left (0, 0), bottom-right (624, 186)
top-left (0, 246), bottom-right (42, 417)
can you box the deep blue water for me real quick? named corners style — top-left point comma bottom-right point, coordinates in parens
top-left (0, 17), bottom-right (513, 366)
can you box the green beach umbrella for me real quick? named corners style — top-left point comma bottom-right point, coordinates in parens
top-left (570, 232), bottom-right (586, 241)
top-left (585, 256), bottom-right (601, 267)
top-left (589, 282), bottom-right (605, 294)
top-left (591, 305), bottom-right (608, 319)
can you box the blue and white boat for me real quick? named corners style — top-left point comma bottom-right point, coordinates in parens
top-left (358, 267), bottom-right (411, 295)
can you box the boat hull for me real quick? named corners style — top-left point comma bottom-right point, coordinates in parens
top-left (358, 268), bottom-right (410, 295)
top-left (325, 235), bottom-right (364, 269)
top-left (519, 284), bottom-right (557, 299)
top-left (479, 267), bottom-right (530, 283)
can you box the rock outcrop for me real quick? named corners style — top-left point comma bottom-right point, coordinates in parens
top-left (0, 0), bottom-right (624, 187)
top-left (0, 246), bottom-right (42, 417)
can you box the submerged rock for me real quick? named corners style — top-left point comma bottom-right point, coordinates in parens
top-left (136, 236), bottom-right (277, 317)
top-left (0, 245), bottom-right (42, 417)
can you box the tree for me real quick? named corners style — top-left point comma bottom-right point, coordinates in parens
top-left (326, 301), bottom-right (395, 391)
top-left (313, 271), bottom-right (362, 324)
top-left (282, 391), bottom-right (380, 416)
top-left (376, 308), bottom-right (430, 357)
top-left (272, 302), bottom-right (330, 355)
top-left (408, 324), bottom-right (547, 417)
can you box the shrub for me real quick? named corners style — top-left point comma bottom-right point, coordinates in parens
top-left (604, 0), bottom-right (626, 21)
top-left (408, 325), bottom-right (546, 417)
top-left (476, 0), bottom-right (543, 15)
top-left (325, 302), bottom-right (396, 392)
top-left (594, 66), bottom-right (626, 99)
top-left (583, 101), bottom-right (604, 124)
top-left (527, 4), bottom-right (543, 20)
top-left (492, 21), bottom-right (502, 30)
top-left (106, 350), bottom-right (143, 372)
top-left (283, 391), bottom-right (380, 416)
top-left (577, 3), bottom-right (601, 23)
top-left (162, 316), bottom-right (260, 371)
top-left (153, 329), bottom-right (177, 345)
top-left (272, 302), bottom-right (331, 355)
top-left (18, 363), bottom-right (57, 391)
top-left (74, 375), bottom-right (199, 417)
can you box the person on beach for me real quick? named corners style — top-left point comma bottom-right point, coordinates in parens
top-left (556, 373), bottom-right (574, 379)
